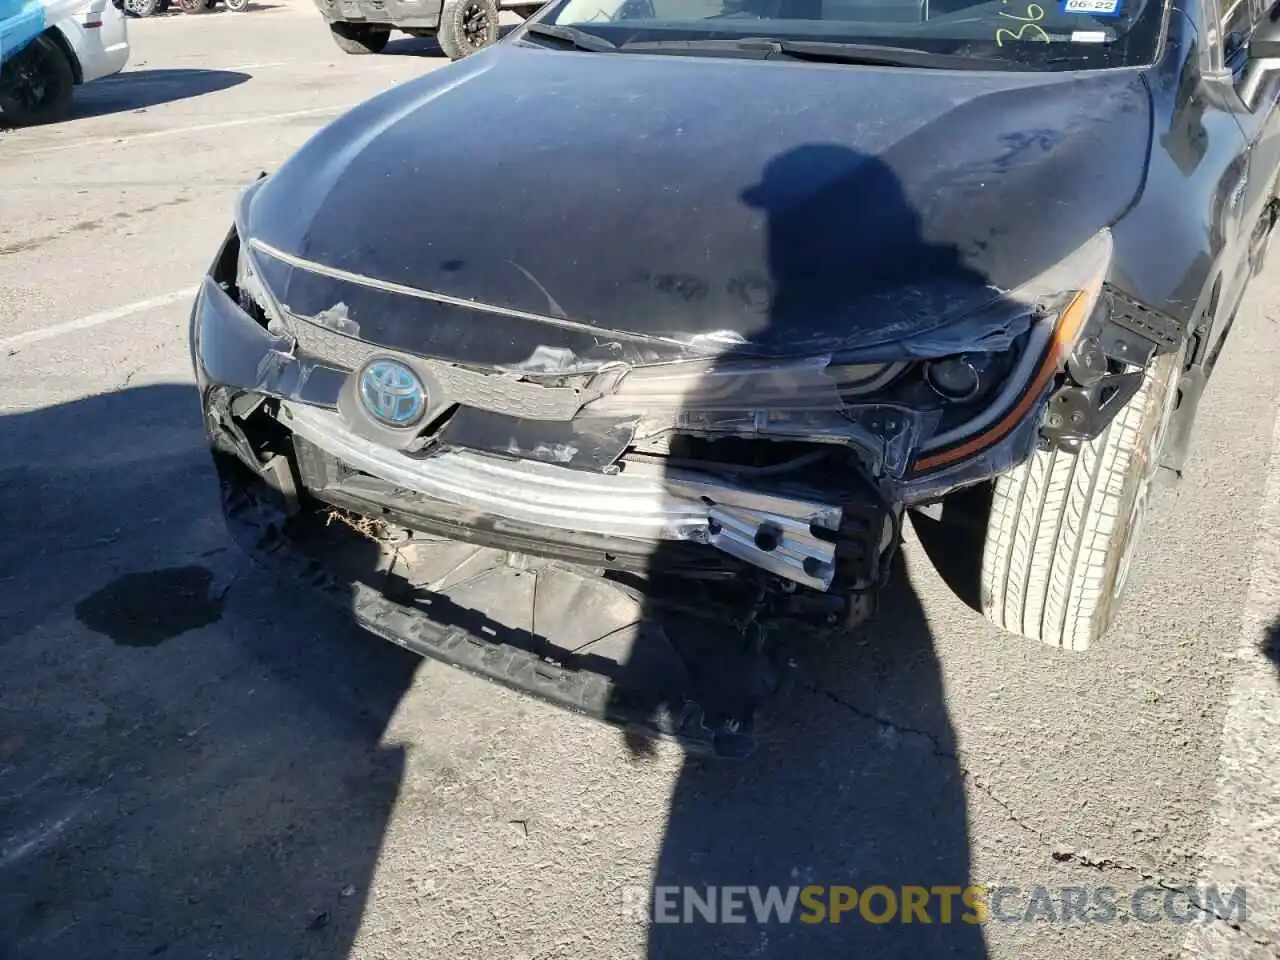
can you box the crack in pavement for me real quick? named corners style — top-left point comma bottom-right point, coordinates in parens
top-left (812, 682), bottom-right (1279, 951)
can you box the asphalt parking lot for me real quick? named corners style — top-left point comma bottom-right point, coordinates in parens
top-left (3, 6), bottom-right (1280, 959)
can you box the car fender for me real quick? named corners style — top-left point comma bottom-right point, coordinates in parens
top-left (45, 23), bottom-right (81, 83)
top-left (49, 0), bottom-right (128, 85)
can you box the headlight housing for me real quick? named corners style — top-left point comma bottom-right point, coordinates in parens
top-left (229, 175), bottom-right (281, 324)
top-left (909, 229), bottom-right (1112, 476)
top-left (580, 229), bottom-right (1114, 484)
top-left (581, 356), bottom-right (908, 414)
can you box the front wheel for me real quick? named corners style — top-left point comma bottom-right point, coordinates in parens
top-left (437, 0), bottom-right (500, 59)
top-left (0, 35), bottom-right (75, 127)
top-left (979, 349), bottom-right (1182, 650)
top-left (122, 0), bottom-right (158, 15)
top-left (179, 0), bottom-right (207, 13)
top-left (329, 21), bottom-right (391, 53)
top-left (224, 0), bottom-right (250, 10)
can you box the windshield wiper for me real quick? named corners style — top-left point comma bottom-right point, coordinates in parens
top-left (619, 36), bottom-right (1025, 70)
top-left (521, 21), bottom-right (619, 52)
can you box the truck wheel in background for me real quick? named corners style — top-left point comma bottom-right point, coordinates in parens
top-left (0, 34), bottom-right (75, 127)
top-left (437, 0), bottom-right (499, 59)
top-left (329, 21), bottom-right (392, 53)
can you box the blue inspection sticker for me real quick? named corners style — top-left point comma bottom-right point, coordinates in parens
top-left (1061, 0), bottom-right (1122, 15)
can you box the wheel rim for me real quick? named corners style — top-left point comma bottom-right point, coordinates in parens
top-left (460, 2), bottom-right (492, 47)
top-left (1, 47), bottom-right (53, 110)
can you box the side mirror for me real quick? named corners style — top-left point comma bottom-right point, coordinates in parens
top-left (1242, 15), bottom-right (1280, 107)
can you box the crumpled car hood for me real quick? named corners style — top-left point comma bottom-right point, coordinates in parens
top-left (244, 44), bottom-right (1152, 365)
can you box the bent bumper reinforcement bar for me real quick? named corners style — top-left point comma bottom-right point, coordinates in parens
top-left (283, 402), bottom-right (845, 591)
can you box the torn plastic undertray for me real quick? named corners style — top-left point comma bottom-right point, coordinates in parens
top-left (215, 451), bottom-right (796, 758)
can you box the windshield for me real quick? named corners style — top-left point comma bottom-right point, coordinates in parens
top-left (532, 0), bottom-right (1166, 70)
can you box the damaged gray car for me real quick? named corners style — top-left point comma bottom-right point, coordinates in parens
top-left (191, 0), bottom-right (1273, 754)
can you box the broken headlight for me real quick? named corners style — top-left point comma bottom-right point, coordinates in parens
top-left (924, 354), bottom-right (990, 401)
top-left (582, 356), bottom-right (907, 414)
top-left (580, 357), bottom-right (923, 476)
top-left (236, 241), bottom-right (266, 311)
top-left (229, 175), bottom-right (283, 326)
top-left (582, 229), bottom-right (1113, 484)
top-left (907, 228), bottom-right (1112, 478)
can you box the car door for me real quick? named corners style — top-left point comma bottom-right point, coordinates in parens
top-left (1209, 0), bottom-right (1280, 354)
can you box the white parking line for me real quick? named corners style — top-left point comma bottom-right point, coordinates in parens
top-left (0, 289), bottom-right (195, 351)
top-left (5, 106), bottom-right (346, 158)
top-left (1181, 406), bottom-right (1280, 956)
top-left (184, 60), bottom-right (291, 71)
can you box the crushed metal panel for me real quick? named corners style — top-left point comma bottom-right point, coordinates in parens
top-left (437, 407), bottom-right (638, 471)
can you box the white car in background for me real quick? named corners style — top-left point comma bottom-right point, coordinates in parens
top-left (0, 0), bottom-right (129, 125)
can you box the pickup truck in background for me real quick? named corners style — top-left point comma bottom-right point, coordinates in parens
top-left (314, 0), bottom-right (543, 60)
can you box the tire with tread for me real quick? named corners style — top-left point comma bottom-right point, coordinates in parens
top-left (0, 35), bottom-right (75, 127)
top-left (437, 0), bottom-right (500, 60)
top-left (329, 21), bottom-right (391, 53)
top-left (979, 350), bottom-right (1182, 650)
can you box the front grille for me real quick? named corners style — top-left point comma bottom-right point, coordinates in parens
top-left (283, 314), bottom-right (588, 422)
